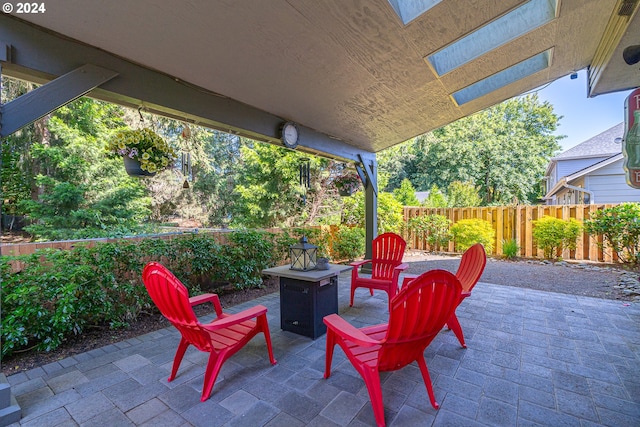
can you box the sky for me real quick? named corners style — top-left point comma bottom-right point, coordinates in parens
top-left (532, 70), bottom-right (632, 151)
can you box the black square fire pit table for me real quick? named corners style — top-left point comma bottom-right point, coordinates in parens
top-left (262, 264), bottom-right (352, 339)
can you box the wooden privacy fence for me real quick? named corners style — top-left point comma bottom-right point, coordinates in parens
top-left (0, 229), bottom-right (238, 257)
top-left (404, 204), bottom-right (620, 263)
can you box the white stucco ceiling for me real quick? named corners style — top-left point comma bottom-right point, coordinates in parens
top-left (6, 0), bottom-right (640, 153)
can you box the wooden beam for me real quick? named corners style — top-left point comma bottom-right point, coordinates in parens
top-left (0, 15), bottom-right (375, 163)
top-left (0, 62), bottom-right (119, 138)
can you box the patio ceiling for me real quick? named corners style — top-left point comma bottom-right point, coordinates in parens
top-left (1, 0), bottom-right (639, 155)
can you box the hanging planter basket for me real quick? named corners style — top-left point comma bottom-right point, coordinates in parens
top-left (334, 172), bottom-right (361, 197)
top-left (107, 128), bottom-right (177, 177)
top-left (123, 156), bottom-right (157, 177)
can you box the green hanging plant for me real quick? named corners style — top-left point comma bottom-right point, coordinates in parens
top-left (107, 128), bottom-right (177, 174)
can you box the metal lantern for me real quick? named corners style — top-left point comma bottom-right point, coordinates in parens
top-left (289, 236), bottom-right (318, 271)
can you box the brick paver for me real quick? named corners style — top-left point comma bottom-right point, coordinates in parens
top-left (6, 271), bottom-right (640, 426)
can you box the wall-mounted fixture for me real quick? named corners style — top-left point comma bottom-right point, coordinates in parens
top-left (623, 45), bottom-right (640, 65)
top-left (280, 121), bottom-right (299, 149)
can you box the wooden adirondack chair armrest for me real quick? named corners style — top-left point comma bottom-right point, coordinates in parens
top-left (323, 314), bottom-right (380, 347)
top-left (189, 293), bottom-right (224, 317)
top-left (202, 305), bottom-right (268, 331)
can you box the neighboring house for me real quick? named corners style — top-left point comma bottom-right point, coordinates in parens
top-left (414, 191), bottom-right (430, 203)
top-left (543, 123), bottom-right (640, 205)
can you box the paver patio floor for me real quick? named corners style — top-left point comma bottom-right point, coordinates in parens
top-left (6, 271), bottom-right (640, 426)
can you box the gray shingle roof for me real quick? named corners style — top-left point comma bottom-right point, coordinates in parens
top-left (554, 122), bottom-right (623, 159)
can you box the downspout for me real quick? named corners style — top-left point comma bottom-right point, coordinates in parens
top-left (562, 183), bottom-right (594, 204)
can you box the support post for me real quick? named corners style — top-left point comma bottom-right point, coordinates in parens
top-left (356, 156), bottom-right (378, 262)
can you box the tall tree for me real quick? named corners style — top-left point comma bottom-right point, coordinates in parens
top-left (381, 94), bottom-right (561, 205)
top-left (12, 97), bottom-right (154, 240)
top-left (231, 142), bottom-right (313, 228)
top-left (1, 78), bottom-right (42, 215)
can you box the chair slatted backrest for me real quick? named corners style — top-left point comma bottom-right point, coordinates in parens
top-left (142, 262), bottom-right (212, 352)
top-left (456, 243), bottom-right (487, 293)
top-left (378, 269), bottom-right (461, 371)
top-left (371, 233), bottom-right (406, 281)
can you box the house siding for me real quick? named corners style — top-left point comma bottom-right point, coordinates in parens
top-left (544, 124), bottom-right (631, 205)
top-left (547, 163), bottom-right (558, 192)
top-left (586, 159), bottom-right (640, 203)
top-left (557, 157), bottom-right (609, 177)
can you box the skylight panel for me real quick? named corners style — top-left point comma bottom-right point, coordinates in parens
top-left (452, 49), bottom-right (552, 105)
top-left (388, 0), bottom-right (443, 24)
top-left (427, 0), bottom-right (558, 76)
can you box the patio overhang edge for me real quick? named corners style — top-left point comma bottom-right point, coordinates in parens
top-left (0, 15), bottom-right (374, 164)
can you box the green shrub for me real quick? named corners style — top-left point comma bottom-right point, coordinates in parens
top-left (269, 230), bottom-right (299, 265)
top-left (584, 203), bottom-right (640, 265)
top-left (331, 226), bottom-right (365, 261)
top-left (292, 227), bottom-right (331, 260)
top-left (341, 192), bottom-right (404, 234)
top-left (502, 238), bottom-right (519, 259)
top-left (450, 219), bottom-right (495, 253)
top-left (393, 178), bottom-right (420, 206)
top-left (0, 246), bottom-right (153, 357)
top-left (532, 216), bottom-right (582, 260)
top-left (447, 181), bottom-right (482, 207)
top-left (422, 184), bottom-right (447, 208)
top-left (224, 230), bottom-right (276, 288)
top-left (407, 214), bottom-right (451, 251)
top-left (0, 230), bottom-right (286, 357)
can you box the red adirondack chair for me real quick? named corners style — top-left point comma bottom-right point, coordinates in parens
top-left (447, 243), bottom-right (486, 348)
top-left (349, 232), bottom-right (408, 309)
top-left (325, 269), bottom-right (462, 427)
top-left (142, 262), bottom-right (277, 401)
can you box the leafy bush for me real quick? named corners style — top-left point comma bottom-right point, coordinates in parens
top-left (291, 227), bottom-right (331, 260)
top-left (224, 230), bottom-right (276, 288)
top-left (447, 181), bottom-right (482, 207)
top-left (502, 238), bottom-right (519, 259)
top-left (422, 184), bottom-right (447, 208)
top-left (450, 219), bottom-right (495, 253)
top-left (584, 203), bottom-right (640, 264)
top-left (532, 216), bottom-right (582, 260)
top-left (393, 178), bottom-right (420, 206)
top-left (331, 226), bottom-right (365, 261)
top-left (407, 214), bottom-right (451, 251)
top-left (1, 245), bottom-right (153, 357)
top-left (341, 192), bottom-right (404, 234)
top-left (0, 230), bottom-right (287, 357)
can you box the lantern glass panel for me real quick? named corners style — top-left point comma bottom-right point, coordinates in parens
top-left (289, 237), bottom-right (318, 271)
